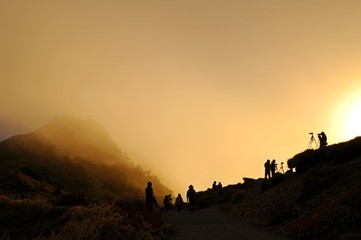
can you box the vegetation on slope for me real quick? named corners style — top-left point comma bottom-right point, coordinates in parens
top-left (195, 137), bottom-right (361, 239)
top-left (0, 196), bottom-right (171, 240)
top-left (0, 116), bottom-right (171, 201)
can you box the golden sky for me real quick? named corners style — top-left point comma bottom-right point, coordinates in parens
top-left (1, 0), bottom-right (361, 195)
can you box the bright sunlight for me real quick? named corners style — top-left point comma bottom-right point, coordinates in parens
top-left (337, 86), bottom-right (361, 141)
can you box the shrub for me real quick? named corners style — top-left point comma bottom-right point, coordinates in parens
top-left (35, 202), bottom-right (171, 240)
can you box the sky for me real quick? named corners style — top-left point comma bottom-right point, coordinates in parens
top-left (1, 0), bottom-right (361, 196)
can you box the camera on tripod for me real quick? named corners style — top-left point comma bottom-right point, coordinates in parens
top-left (307, 132), bottom-right (317, 149)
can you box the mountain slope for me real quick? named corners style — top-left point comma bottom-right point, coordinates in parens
top-left (0, 116), bottom-right (171, 201)
top-left (195, 137), bottom-right (361, 239)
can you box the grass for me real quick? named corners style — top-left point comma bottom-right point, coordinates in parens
top-left (0, 195), bottom-right (172, 240)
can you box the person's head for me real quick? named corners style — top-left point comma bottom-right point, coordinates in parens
top-left (272, 159), bottom-right (275, 163)
top-left (189, 185), bottom-right (193, 189)
top-left (147, 182), bottom-right (152, 187)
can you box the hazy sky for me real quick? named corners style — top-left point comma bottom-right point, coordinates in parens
top-left (1, 0), bottom-right (361, 195)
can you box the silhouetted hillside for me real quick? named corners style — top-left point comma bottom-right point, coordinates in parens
top-left (0, 116), bottom-right (171, 202)
top-left (196, 137), bottom-right (361, 239)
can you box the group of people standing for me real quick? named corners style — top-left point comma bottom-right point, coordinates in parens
top-left (212, 181), bottom-right (222, 190)
top-left (264, 159), bottom-right (278, 180)
top-left (145, 182), bottom-right (197, 216)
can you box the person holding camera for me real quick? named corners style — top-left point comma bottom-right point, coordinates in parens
top-left (318, 131), bottom-right (328, 148)
top-left (271, 159), bottom-right (277, 178)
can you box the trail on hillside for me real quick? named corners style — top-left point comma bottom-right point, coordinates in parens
top-left (166, 208), bottom-right (289, 240)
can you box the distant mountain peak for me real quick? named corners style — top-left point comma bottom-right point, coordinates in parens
top-left (0, 116), bottom-right (172, 201)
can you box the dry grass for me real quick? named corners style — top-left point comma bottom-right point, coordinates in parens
top-left (0, 196), bottom-right (172, 240)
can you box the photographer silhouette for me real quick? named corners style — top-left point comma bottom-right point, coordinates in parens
top-left (318, 132), bottom-right (327, 148)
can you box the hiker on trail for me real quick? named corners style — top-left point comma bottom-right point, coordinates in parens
top-left (168, 194), bottom-right (173, 208)
top-left (270, 159), bottom-right (277, 178)
top-left (163, 195), bottom-right (171, 211)
top-left (145, 182), bottom-right (154, 216)
top-left (153, 196), bottom-right (160, 209)
top-left (175, 193), bottom-right (184, 212)
top-left (318, 131), bottom-right (328, 148)
top-left (187, 185), bottom-right (197, 213)
top-left (264, 159), bottom-right (271, 180)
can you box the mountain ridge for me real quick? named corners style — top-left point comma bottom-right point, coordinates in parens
top-left (0, 116), bottom-right (171, 201)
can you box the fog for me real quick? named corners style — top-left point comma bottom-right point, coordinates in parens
top-left (1, 0), bottom-right (361, 195)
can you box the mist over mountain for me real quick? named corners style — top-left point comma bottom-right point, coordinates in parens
top-left (0, 116), bottom-right (171, 201)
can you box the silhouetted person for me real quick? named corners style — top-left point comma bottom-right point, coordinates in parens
top-left (175, 193), bottom-right (184, 212)
top-left (270, 159), bottom-right (276, 177)
top-left (264, 159), bottom-right (271, 180)
top-left (318, 131), bottom-right (328, 148)
top-left (145, 182), bottom-right (154, 216)
top-left (153, 196), bottom-right (160, 209)
top-left (163, 195), bottom-right (171, 211)
top-left (212, 181), bottom-right (217, 190)
top-left (187, 185), bottom-right (197, 213)
top-left (168, 194), bottom-right (173, 208)
top-left (218, 182), bottom-right (222, 189)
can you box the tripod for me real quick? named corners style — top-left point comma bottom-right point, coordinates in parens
top-left (276, 162), bottom-right (285, 174)
top-left (307, 132), bottom-right (318, 149)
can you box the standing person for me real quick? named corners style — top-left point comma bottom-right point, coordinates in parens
top-left (264, 159), bottom-right (271, 180)
top-left (175, 193), bottom-right (184, 212)
top-left (168, 194), bottom-right (173, 208)
top-left (145, 182), bottom-right (154, 217)
top-left (163, 195), bottom-right (171, 212)
top-left (318, 133), bottom-right (324, 148)
top-left (270, 159), bottom-right (277, 178)
top-left (212, 181), bottom-right (217, 190)
top-left (319, 131), bottom-right (328, 148)
top-left (187, 185), bottom-right (197, 213)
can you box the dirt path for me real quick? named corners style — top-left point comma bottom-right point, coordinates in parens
top-left (166, 208), bottom-right (289, 240)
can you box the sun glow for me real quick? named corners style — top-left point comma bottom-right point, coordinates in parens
top-left (336, 86), bottom-right (361, 141)
top-left (345, 102), bottom-right (361, 140)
